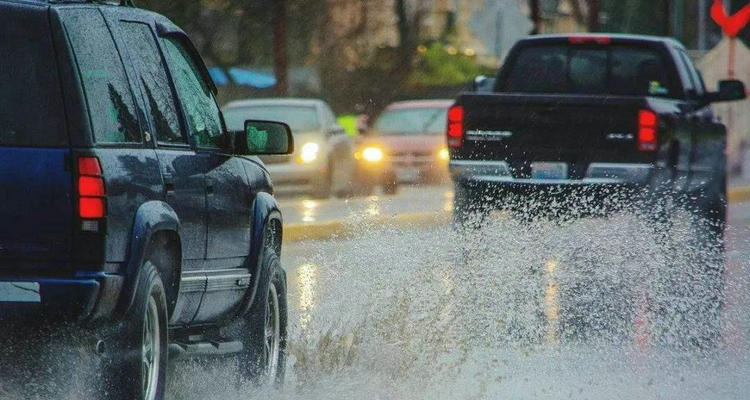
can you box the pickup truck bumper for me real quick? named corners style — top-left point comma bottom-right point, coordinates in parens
top-left (0, 272), bottom-right (123, 325)
top-left (450, 160), bottom-right (653, 187)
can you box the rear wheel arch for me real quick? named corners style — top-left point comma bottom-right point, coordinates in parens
top-left (118, 201), bottom-right (181, 317)
top-left (143, 230), bottom-right (182, 318)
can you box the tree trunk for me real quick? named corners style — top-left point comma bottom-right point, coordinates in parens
top-left (273, 0), bottom-right (288, 96)
top-left (529, 0), bottom-right (542, 34)
top-left (587, 0), bottom-right (601, 32)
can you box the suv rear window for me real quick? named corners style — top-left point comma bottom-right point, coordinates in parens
top-left (500, 44), bottom-right (678, 98)
top-left (62, 9), bottom-right (141, 144)
top-left (0, 6), bottom-right (67, 147)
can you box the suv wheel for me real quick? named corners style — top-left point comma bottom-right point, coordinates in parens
top-left (237, 241), bottom-right (287, 385)
top-left (103, 261), bottom-right (168, 400)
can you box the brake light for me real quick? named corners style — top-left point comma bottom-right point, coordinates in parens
top-left (568, 36), bottom-right (611, 44)
top-left (78, 157), bottom-right (102, 175)
top-left (637, 110), bottom-right (658, 152)
top-left (77, 156), bottom-right (106, 219)
top-left (447, 105), bottom-right (464, 148)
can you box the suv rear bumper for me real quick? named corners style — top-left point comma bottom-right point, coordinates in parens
top-left (450, 160), bottom-right (653, 186)
top-left (0, 272), bottom-right (123, 324)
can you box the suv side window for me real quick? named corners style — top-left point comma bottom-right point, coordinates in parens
top-left (161, 37), bottom-right (223, 149)
top-left (62, 9), bottom-right (141, 144)
top-left (119, 22), bottom-right (184, 144)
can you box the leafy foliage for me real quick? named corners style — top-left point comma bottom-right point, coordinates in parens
top-left (408, 43), bottom-right (485, 87)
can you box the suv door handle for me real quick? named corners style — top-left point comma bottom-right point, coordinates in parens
top-left (163, 173), bottom-right (175, 196)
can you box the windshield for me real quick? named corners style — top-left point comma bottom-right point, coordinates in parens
top-left (373, 108), bottom-right (447, 135)
top-left (223, 105), bottom-right (320, 132)
top-left (500, 44), bottom-right (678, 98)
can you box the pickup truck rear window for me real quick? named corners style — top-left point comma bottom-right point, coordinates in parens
top-left (0, 7), bottom-right (67, 147)
top-left (501, 44), bottom-right (678, 98)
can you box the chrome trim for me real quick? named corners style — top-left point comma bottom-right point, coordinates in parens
top-left (449, 160), bottom-right (512, 177)
top-left (464, 176), bottom-right (626, 185)
top-left (179, 275), bottom-right (206, 294)
top-left (585, 163), bottom-right (652, 184)
top-left (205, 269), bottom-right (251, 292)
top-left (451, 160), bottom-right (653, 185)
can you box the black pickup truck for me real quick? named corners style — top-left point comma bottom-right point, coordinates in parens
top-left (449, 34), bottom-right (746, 231)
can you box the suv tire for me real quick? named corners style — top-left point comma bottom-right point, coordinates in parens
top-left (237, 240), bottom-right (287, 385)
top-left (103, 260), bottom-right (168, 400)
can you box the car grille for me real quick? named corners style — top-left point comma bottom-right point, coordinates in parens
top-left (387, 151), bottom-right (434, 167)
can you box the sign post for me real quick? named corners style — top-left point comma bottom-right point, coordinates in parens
top-left (710, 0), bottom-right (750, 149)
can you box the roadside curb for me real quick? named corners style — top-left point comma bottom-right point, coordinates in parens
top-left (284, 211), bottom-right (450, 243)
top-left (728, 185), bottom-right (750, 204)
top-left (283, 185), bottom-right (750, 243)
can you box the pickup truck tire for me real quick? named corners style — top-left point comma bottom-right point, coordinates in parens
top-left (102, 260), bottom-right (168, 400)
top-left (237, 245), bottom-right (287, 385)
top-left (453, 182), bottom-right (489, 230)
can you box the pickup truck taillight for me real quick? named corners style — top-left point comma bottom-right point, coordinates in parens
top-left (78, 156), bottom-right (106, 220)
top-left (637, 110), bottom-right (658, 152)
top-left (447, 105), bottom-right (464, 148)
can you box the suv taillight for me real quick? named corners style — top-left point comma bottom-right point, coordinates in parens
top-left (78, 156), bottom-right (106, 219)
top-left (637, 110), bottom-right (658, 152)
top-left (447, 105), bottom-right (464, 148)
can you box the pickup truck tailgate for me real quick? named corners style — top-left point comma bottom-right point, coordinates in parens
top-left (458, 94), bottom-right (653, 165)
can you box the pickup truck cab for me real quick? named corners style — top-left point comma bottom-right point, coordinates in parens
top-left (450, 34), bottom-right (746, 231)
top-left (0, 1), bottom-right (293, 398)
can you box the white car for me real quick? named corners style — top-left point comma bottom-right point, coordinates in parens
top-left (224, 98), bottom-right (355, 198)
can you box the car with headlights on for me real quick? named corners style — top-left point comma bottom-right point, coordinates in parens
top-left (223, 98), bottom-right (355, 198)
top-left (354, 100), bottom-right (452, 194)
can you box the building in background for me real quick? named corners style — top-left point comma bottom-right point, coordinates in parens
top-left (469, 0), bottom-right (534, 63)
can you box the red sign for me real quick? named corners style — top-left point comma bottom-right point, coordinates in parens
top-left (711, 0), bottom-right (750, 37)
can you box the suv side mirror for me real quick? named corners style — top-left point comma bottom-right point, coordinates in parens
top-left (708, 79), bottom-right (746, 103)
top-left (471, 75), bottom-right (496, 93)
top-left (235, 120), bottom-right (294, 155)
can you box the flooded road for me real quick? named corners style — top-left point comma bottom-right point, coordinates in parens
top-left (166, 203), bottom-right (750, 399)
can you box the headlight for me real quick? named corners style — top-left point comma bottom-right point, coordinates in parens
top-left (361, 147), bottom-right (383, 163)
top-left (438, 147), bottom-right (449, 161)
top-left (299, 142), bottom-right (320, 164)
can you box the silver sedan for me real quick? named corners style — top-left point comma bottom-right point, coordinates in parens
top-left (223, 98), bottom-right (355, 198)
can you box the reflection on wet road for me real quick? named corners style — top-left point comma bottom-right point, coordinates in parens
top-left (543, 258), bottom-right (560, 345)
top-left (279, 185), bottom-right (453, 224)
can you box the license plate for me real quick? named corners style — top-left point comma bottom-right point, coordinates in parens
top-left (396, 168), bottom-right (420, 182)
top-left (0, 282), bottom-right (41, 303)
top-left (531, 162), bottom-right (568, 180)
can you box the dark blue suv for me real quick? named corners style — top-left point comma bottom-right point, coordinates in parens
top-left (0, 1), bottom-right (293, 398)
